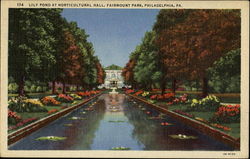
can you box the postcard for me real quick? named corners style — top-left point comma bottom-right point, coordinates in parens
top-left (0, 0), bottom-right (249, 158)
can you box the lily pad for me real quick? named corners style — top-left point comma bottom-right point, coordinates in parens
top-left (36, 136), bottom-right (67, 141)
top-left (111, 146), bottom-right (130, 150)
top-left (169, 134), bottom-right (198, 140)
top-left (108, 120), bottom-right (126, 123)
top-left (64, 124), bottom-right (73, 127)
top-left (69, 116), bottom-right (86, 120)
top-left (80, 111), bottom-right (86, 114)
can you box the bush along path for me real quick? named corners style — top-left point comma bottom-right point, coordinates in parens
top-left (124, 89), bottom-right (240, 140)
top-left (8, 90), bottom-right (102, 133)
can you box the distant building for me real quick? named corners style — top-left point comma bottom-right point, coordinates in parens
top-left (98, 65), bottom-right (125, 89)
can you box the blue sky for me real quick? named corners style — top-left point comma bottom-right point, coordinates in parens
top-left (61, 9), bottom-right (159, 67)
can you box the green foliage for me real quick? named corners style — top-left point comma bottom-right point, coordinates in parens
top-left (8, 8), bottom-right (105, 95)
top-left (133, 31), bottom-right (162, 89)
top-left (30, 85), bottom-right (37, 93)
top-left (8, 9), bottom-right (61, 82)
top-left (36, 86), bottom-right (43, 92)
top-left (8, 83), bottom-right (18, 93)
top-left (105, 64), bottom-right (122, 70)
top-left (208, 49), bottom-right (240, 93)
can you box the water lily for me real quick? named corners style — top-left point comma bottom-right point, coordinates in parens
top-left (69, 116), bottom-right (86, 120)
top-left (36, 136), bottom-right (67, 141)
top-left (64, 123), bottom-right (73, 126)
top-left (111, 146), bottom-right (130, 150)
top-left (169, 134), bottom-right (198, 140)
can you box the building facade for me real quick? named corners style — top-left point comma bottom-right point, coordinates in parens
top-left (99, 70), bottom-right (124, 88)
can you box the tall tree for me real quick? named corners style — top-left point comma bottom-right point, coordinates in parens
top-left (8, 9), bottom-right (61, 96)
top-left (133, 31), bottom-right (162, 90)
top-left (153, 9), bottom-right (193, 94)
top-left (154, 9), bottom-right (240, 97)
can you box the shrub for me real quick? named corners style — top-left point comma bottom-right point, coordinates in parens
top-left (189, 95), bottom-right (220, 111)
top-left (30, 85), bottom-right (37, 93)
top-left (8, 97), bottom-right (48, 113)
top-left (173, 94), bottom-right (188, 104)
top-left (210, 104), bottom-right (240, 123)
top-left (41, 96), bottom-right (61, 106)
top-left (36, 86), bottom-right (43, 92)
top-left (141, 91), bottom-right (150, 97)
top-left (70, 86), bottom-right (76, 92)
top-left (8, 83), bottom-right (18, 93)
top-left (8, 109), bottom-right (22, 125)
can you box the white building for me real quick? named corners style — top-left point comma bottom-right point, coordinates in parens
top-left (99, 70), bottom-right (124, 89)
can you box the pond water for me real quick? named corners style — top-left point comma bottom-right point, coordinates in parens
top-left (9, 94), bottom-right (233, 150)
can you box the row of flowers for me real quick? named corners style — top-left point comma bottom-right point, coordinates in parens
top-left (8, 117), bottom-right (38, 131)
top-left (8, 90), bottom-right (101, 130)
top-left (8, 91), bottom-right (101, 113)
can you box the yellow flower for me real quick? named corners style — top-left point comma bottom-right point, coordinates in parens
top-left (24, 99), bottom-right (44, 107)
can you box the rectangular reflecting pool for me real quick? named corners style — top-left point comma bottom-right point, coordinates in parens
top-left (9, 94), bottom-right (234, 150)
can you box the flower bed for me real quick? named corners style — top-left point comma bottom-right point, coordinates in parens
top-left (56, 94), bottom-right (74, 103)
top-left (8, 109), bottom-right (22, 125)
top-left (189, 95), bottom-right (220, 111)
top-left (69, 93), bottom-right (82, 100)
top-left (8, 117), bottom-right (38, 131)
top-left (8, 97), bottom-right (48, 113)
top-left (211, 104), bottom-right (240, 123)
top-left (41, 96), bottom-right (61, 106)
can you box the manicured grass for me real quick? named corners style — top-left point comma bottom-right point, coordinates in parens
top-left (8, 92), bottom-right (52, 98)
top-left (222, 123), bottom-right (240, 138)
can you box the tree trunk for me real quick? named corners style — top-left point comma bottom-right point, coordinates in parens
top-left (62, 81), bottom-right (66, 94)
top-left (201, 77), bottom-right (208, 98)
top-left (52, 80), bottom-right (56, 94)
top-left (161, 80), bottom-right (166, 95)
top-left (172, 79), bottom-right (177, 94)
top-left (76, 85), bottom-right (79, 92)
top-left (18, 76), bottom-right (25, 96)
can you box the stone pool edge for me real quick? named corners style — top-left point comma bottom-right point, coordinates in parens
top-left (127, 94), bottom-right (240, 150)
top-left (8, 93), bottom-right (102, 146)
